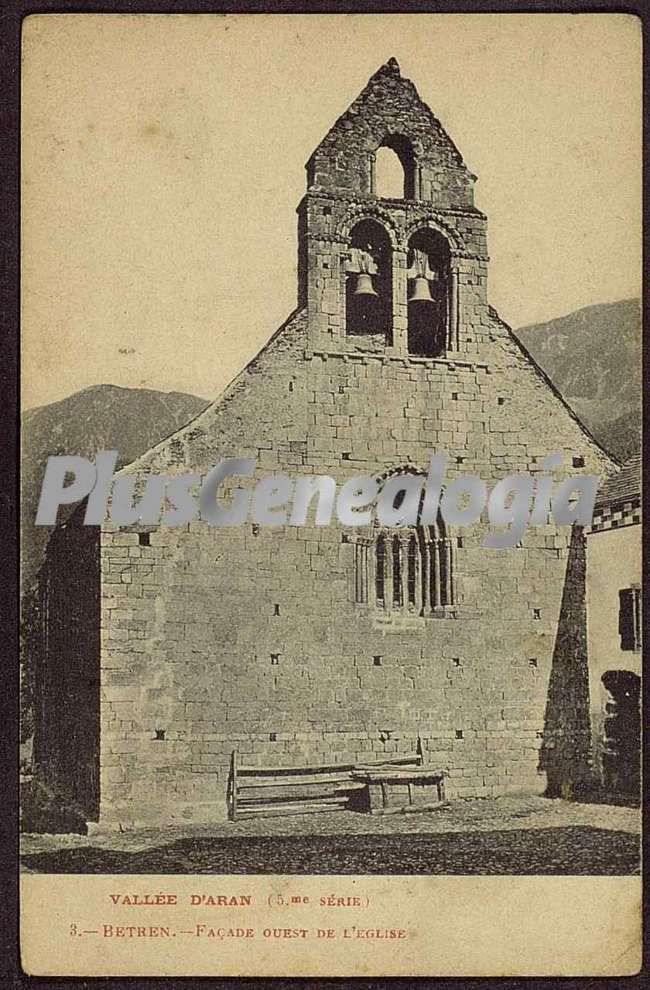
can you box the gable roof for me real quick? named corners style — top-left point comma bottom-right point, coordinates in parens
top-left (489, 306), bottom-right (617, 467)
top-left (595, 452), bottom-right (641, 507)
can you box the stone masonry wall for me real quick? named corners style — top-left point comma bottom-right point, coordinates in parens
top-left (96, 59), bottom-right (615, 827)
top-left (306, 58), bottom-right (474, 209)
top-left (299, 190), bottom-right (488, 359)
top-left (99, 305), bottom-right (613, 826)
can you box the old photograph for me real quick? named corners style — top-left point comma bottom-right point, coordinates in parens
top-left (19, 12), bottom-right (641, 977)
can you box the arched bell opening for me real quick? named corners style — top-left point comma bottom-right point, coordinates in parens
top-left (600, 670), bottom-right (640, 796)
top-left (373, 134), bottom-right (416, 200)
top-left (406, 229), bottom-right (450, 357)
top-left (345, 218), bottom-right (392, 343)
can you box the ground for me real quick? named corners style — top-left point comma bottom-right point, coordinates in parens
top-left (21, 796), bottom-right (640, 875)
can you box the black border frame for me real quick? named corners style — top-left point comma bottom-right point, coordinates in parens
top-left (2, 1), bottom-right (647, 987)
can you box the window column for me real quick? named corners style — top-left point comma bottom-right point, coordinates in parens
top-left (433, 538), bottom-right (443, 608)
top-left (398, 533), bottom-right (409, 610)
top-left (443, 539), bottom-right (454, 606)
top-left (391, 249), bottom-right (408, 355)
top-left (447, 263), bottom-right (460, 351)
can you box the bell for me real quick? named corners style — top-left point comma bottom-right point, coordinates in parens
top-left (353, 273), bottom-right (378, 297)
top-left (408, 276), bottom-right (434, 304)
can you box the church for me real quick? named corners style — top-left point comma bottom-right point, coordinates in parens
top-left (33, 58), bottom-right (615, 828)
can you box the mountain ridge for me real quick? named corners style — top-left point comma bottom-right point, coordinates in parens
top-left (513, 298), bottom-right (641, 463)
top-left (21, 385), bottom-right (211, 593)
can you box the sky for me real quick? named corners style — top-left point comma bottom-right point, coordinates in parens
top-left (22, 13), bottom-right (641, 409)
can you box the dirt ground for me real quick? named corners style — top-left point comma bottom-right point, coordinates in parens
top-left (21, 795), bottom-right (640, 875)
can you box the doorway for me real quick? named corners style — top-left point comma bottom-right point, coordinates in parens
top-left (601, 670), bottom-right (640, 796)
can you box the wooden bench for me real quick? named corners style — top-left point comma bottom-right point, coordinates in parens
top-left (227, 746), bottom-right (430, 821)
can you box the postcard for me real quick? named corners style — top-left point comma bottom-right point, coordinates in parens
top-left (20, 12), bottom-right (642, 977)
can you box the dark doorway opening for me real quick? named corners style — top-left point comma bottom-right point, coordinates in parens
top-left (601, 669), bottom-right (640, 797)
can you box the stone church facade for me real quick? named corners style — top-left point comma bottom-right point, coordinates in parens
top-left (34, 59), bottom-right (614, 827)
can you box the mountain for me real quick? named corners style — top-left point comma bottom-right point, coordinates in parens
top-left (21, 385), bottom-right (210, 593)
top-left (595, 408), bottom-right (644, 465)
top-left (513, 299), bottom-right (641, 462)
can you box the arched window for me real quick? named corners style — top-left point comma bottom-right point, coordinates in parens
top-left (373, 135), bottom-right (416, 200)
top-left (372, 514), bottom-right (453, 613)
top-left (406, 229), bottom-right (450, 358)
top-left (353, 473), bottom-right (455, 614)
top-left (345, 218), bottom-right (392, 343)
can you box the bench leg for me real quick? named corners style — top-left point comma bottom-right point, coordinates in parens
top-left (227, 750), bottom-right (238, 821)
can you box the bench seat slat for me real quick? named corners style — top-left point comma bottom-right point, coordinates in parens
top-left (238, 756), bottom-right (421, 775)
top-left (238, 774), bottom-right (355, 789)
top-left (238, 783), bottom-right (367, 804)
top-left (237, 795), bottom-right (349, 813)
top-left (234, 804), bottom-right (346, 820)
top-left (238, 763), bottom-right (356, 776)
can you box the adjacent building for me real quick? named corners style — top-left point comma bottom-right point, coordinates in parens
top-left (586, 454), bottom-right (641, 796)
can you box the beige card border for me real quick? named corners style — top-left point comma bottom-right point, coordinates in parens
top-left (21, 873), bottom-right (642, 977)
top-left (18, 9), bottom-right (643, 983)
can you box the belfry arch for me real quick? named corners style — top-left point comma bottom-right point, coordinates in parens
top-left (406, 228), bottom-right (451, 357)
top-left (372, 134), bottom-right (417, 200)
top-left (301, 58), bottom-right (485, 358)
top-left (345, 218), bottom-right (392, 343)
